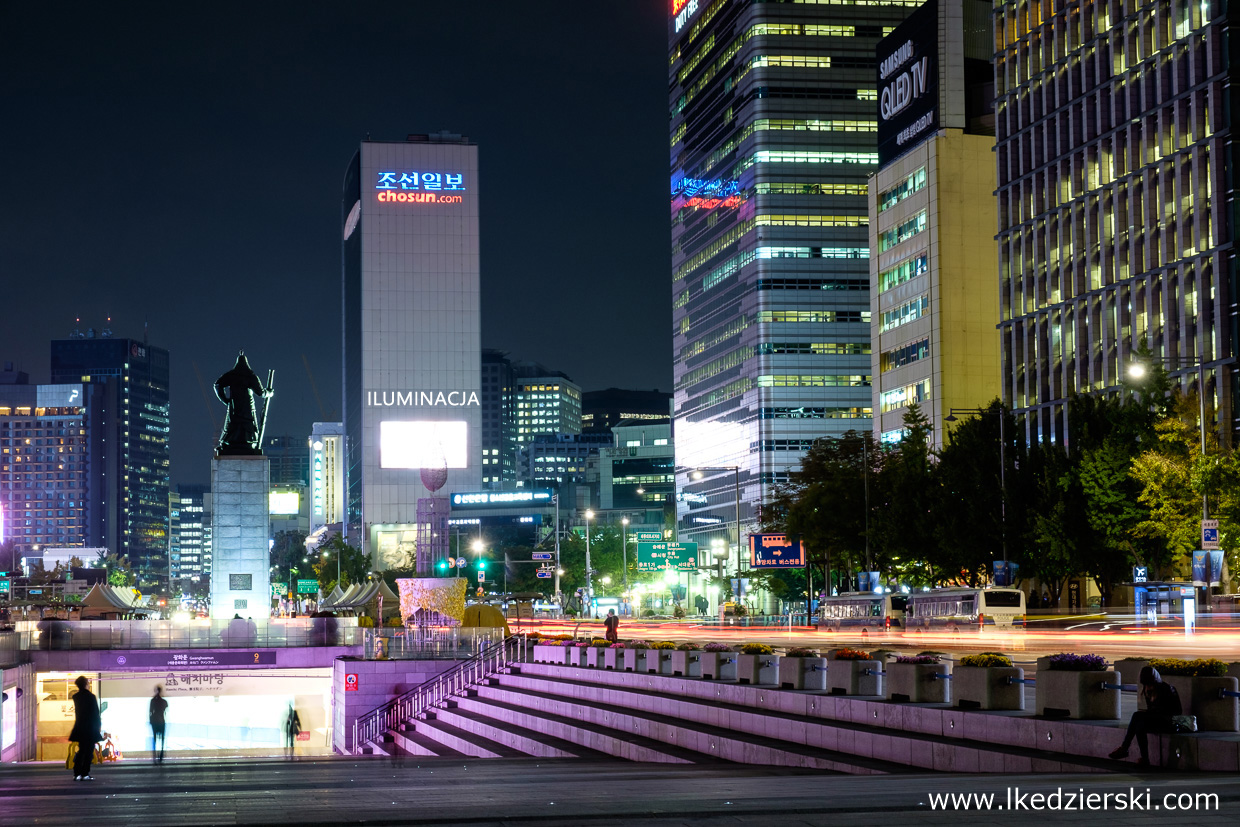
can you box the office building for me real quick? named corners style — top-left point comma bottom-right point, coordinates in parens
top-left (49, 333), bottom-right (170, 587)
top-left (870, 0), bottom-right (999, 447)
top-left (264, 435), bottom-right (309, 486)
top-left (519, 432), bottom-right (612, 488)
top-left (0, 371), bottom-right (106, 557)
top-left (598, 421), bottom-right (675, 523)
top-left (308, 422), bottom-right (345, 533)
top-left (173, 483), bottom-right (209, 585)
top-left (581, 388), bottom-right (672, 433)
top-left (514, 364), bottom-right (581, 445)
top-left (480, 350), bottom-right (517, 484)
top-left (168, 490), bottom-right (181, 581)
top-left (342, 133), bottom-right (482, 568)
top-left (996, 0), bottom-right (1234, 442)
top-left (669, 0), bottom-right (918, 549)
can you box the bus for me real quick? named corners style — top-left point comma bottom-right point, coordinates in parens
top-left (816, 592), bottom-right (908, 631)
top-left (904, 587), bottom-right (1026, 630)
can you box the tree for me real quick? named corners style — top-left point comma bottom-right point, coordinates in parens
top-left (312, 536), bottom-right (370, 592)
top-left (871, 404), bottom-right (938, 587)
top-left (96, 551), bottom-right (135, 587)
top-left (269, 530), bottom-right (308, 585)
top-left (1023, 443), bottom-right (1085, 606)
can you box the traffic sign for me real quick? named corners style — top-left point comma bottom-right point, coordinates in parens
top-left (447, 557), bottom-right (457, 568)
top-left (476, 586), bottom-right (484, 597)
top-left (457, 557), bottom-right (466, 568)
top-left (637, 542), bottom-right (698, 572)
top-left (635, 532), bottom-right (662, 542)
top-left (749, 534), bottom-right (806, 569)
top-left (345, 673), bottom-right (359, 692)
top-left (536, 571), bottom-right (552, 579)
top-left (1202, 519), bottom-right (1220, 550)
top-left (532, 552), bottom-right (553, 560)
top-left (0, 578), bottom-right (10, 594)
top-left (296, 579), bottom-right (318, 594)
top-left (477, 571), bottom-right (485, 583)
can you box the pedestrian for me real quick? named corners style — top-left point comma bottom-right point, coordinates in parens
top-left (603, 608), bottom-right (619, 644)
top-left (68, 676), bottom-right (102, 781)
top-left (284, 704), bottom-right (301, 759)
top-left (1109, 666), bottom-right (1182, 766)
top-left (149, 685), bottom-right (168, 763)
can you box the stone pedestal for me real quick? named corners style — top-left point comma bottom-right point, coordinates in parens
top-left (210, 455), bottom-right (272, 620)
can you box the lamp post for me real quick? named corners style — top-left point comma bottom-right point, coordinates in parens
top-left (690, 466), bottom-right (742, 581)
top-left (583, 509), bottom-right (595, 618)
top-left (944, 406), bottom-right (1008, 576)
top-left (620, 516), bottom-right (630, 606)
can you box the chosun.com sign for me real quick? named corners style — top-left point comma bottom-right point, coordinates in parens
top-left (375, 171), bottom-right (465, 204)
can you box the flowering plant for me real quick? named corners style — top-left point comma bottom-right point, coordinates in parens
top-left (959, 653), bottom-right (1012, 668)
top-left (832, 648), bottom-right (872, 661)
top-left (591, 638), bottom-right (610, 648)
top-left (784, 647), bottom-right (819, 658)
top-left (702, 642), bottom-right (732, 652)
top-left (676, 641), bottom-right (701, 651)
top-left (1148, 657), bottom-right (1227, 677)
top-left (608, 643), bottom-right (625, 649)
top-left (1047, 653), bottom-right (1107, 671)
top-left (740, 642), bottom-right (774, 655)
top-left (575, 641), bottom-right (590, 648)
top-left (651, 641), bottom-right (678, 650)
top-left (895, 654), bottom-right (940, 665)
top-left (624, 640), bottom-right (650, 650)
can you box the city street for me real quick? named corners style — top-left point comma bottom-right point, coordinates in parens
top-left (0, 755), bottom-right (1234, 825)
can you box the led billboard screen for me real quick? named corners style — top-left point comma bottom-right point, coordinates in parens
top-left (268, 491), bottom-right (300, 515)
top-left (380, 420), bottom-right (468, 469)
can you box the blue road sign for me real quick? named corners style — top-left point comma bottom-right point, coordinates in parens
top-left (536, 571), bottom-right (552, 579)
top-left (532, 552), bottom-right (553, 560)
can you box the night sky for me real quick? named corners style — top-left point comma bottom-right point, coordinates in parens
top-left (1, 1), bottom-right (672, 485)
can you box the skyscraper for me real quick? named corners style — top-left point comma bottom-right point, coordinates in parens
top-left (308, 422), bottom-right (345, 533)
top-left (50, 334), bottom-right (170, 587)
top-left (342, 133), bottom-right (482, 568)
top-left (480, 350), bottom-right (517, 485)
top-left (669, 0), bottom-right (917, 547)
top-left (995, 0), bottom-right (1234, 442)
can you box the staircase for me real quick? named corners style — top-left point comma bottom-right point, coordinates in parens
top-left (368, 661), bottom-right (1133, 773)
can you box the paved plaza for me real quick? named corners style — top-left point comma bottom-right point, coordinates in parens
top-left (1, 755), bottom-right (1236, 825)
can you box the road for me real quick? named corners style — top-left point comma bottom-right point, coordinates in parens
top-left (1, 755), bottom-right (1235, 825)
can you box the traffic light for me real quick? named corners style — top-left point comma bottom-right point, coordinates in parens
top-left (437, 559), bottom-right (447, 572)
top-left (477, 558), bottom-right (487, 571)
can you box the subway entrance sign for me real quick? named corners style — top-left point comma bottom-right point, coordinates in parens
top-left (637, 542), bottom-right (698, 572)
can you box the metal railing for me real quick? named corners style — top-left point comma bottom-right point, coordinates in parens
top-left (361, 627), bottom-right (504, 660)
top-left (351, 634), bottom-right (525, 754)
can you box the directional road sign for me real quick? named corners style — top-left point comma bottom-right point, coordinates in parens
top-left (536, 571), bottom-right (552, 579)
top-left (1202, 519), bottom-right (1220, 550)
top-left (637, 542), bottom-right (698, 572)
top-left (457, 557), bottom-right (466, 568)
top-left (296, 579), bottom-right (318, 594)
top-left (532, 552), bottom-right (553, 560)
top-left (635, 531), bottom-right (662, 542)
top-left (477, 571), bottom-right (485, 583)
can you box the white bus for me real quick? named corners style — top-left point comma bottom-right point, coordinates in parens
top-left (817, 592), bottom-right (908, 631)
top-left (904, 587), bottom-right (1026, 630)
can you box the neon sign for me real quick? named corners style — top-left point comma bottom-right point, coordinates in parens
top-left (673, 0), bottom-right (699, 32)
top-left (672, 177), bottom-right (742, 209)
top-left (376, 171), bottom-right (466, 204)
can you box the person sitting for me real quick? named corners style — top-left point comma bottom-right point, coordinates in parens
top-left (1109, 666), bottom-right (1181, 766)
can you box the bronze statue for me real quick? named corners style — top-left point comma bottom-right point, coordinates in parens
top-left (214, 351), bottom-right (273, 455)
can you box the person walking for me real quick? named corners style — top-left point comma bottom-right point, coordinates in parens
top-left (284, 704), bottom-right (301, 759)
top-left (149, 686), bottom-right (168, 763)
top-left (68, 676), bottom-right (102, 781)
top-left (1109, 666), bottom-right (1181, 766)
top-left (603, 608), bottom-right (619, 644)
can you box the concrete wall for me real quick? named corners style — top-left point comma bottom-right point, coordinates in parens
top-left (1, 663), bottom-right (37, 762)
top-left (332, 658), bottom-right (457, 753)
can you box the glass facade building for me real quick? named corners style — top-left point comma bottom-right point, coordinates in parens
top-left (342, 135), bottom-right (482, 568)
top-left (669, 0), bottom-right (917, 547)
top-left (49, 337), bottom-right (170, 587)
top-left (995, 0), bottom-right (1236, 442)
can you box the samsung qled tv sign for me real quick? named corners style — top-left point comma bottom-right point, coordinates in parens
top-left (877, 0), bottom-right (939, 165)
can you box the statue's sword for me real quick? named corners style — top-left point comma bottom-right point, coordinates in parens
top-left (258, 369), bottom-right (275, 448)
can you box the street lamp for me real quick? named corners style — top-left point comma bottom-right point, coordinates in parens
top-left (620, 516), bottom-right (630, 604)
top-left (944, 406), bottom-right (1008, 575)
top-left (583, 509), bottom-right (595, 617)
top-left (690, 466), bottom-right (742, 580)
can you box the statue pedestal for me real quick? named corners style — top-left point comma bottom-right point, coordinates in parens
top-left (210, 454), bottom-right (271, 620)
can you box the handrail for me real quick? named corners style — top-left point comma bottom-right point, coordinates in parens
top-left (351, 633), bottom-right (525, 753)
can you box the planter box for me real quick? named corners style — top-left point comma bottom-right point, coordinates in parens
top-left (565, 647), bottom-right (586, 667)
top-left (645, 650), bottom-right (670, 673)
top-left (736, 653), bottom-right (779, 685)
top-left (1163, 675), bottom-right (1240, 732)
top-left (1036, 668), bottom-right (1120, 719)
top-left (778, 657), bottom-right (827, 691)
top-left (532, 644), bottom-right (566, 665)
top-left (585, 648), bottom-right (605, 668)
top-left (1115, 659), bottom-right (1150, 709)
top-left (669, 650), bottom-right (701, 677)
top-left (700, 651), bottom-right (738, 680)
top-left (886, 662), bottom-right (951, 703)
top-left (953, 666), bottom-right (1025, 710)
top-left (623, 649), bottom-right (649, 672)
top-left (826, 659), bottom-right (882, 696)
top-left (603, 648), bottom-right (622, 670)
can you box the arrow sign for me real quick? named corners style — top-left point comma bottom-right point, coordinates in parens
top-left (536, 571), bottom-right (552, 579)
top-left (532, 552), bottom-right (553, 560)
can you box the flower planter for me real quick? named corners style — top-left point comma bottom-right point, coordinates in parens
top-left (532, 644), bottom-right (566, 665)
top-left (1162, 675), bottom-right (1240, 732)
top-left (604, 648), bottom-right (622, 670)
top-left (826, 659), bottom-right (882, 696)
top-left (670, 651), bottom-right (701, 677)
top-left (645, 650), bottom-right (675, 675)
top-left (736, 654), bottom-right (779, 685)
top-left (700, 651), bottom-right (738, 680)
top-left (565, 647), bottom-right (586, 667)
top-left (886, 662), bottom-right (951, 703)
top-left (623, 649), bottom-right (648, 672)
top-left (778, 657), bottom-right (827, 691)
top-left (1035, 667), bottom-right (1120, 719)
top-left (585, 648), bottom-right (605, 668)
top-left (953, 666), bottom-right (1025, 710)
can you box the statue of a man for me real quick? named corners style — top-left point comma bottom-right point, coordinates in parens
top-left (214, 351), bottom-right (272, 455)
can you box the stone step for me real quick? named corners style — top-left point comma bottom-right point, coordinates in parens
top-left (431, 700), bottom-right (605, 759)
top-left (475, 681), bottom-right (896, 773)
top-left (452, 691), bottom-right (714, 764)
top-left (510, 664), bottom-right (1125, 773)
top-left (391, 726), bottom-right (468, 758)
top-left (411, 714), bottom-right (528, 759)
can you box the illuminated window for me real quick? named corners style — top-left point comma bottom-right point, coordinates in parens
top-left (878, 167), bottom-right (927, 212)
top-left (878, 211), bottom-right (927, 252)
